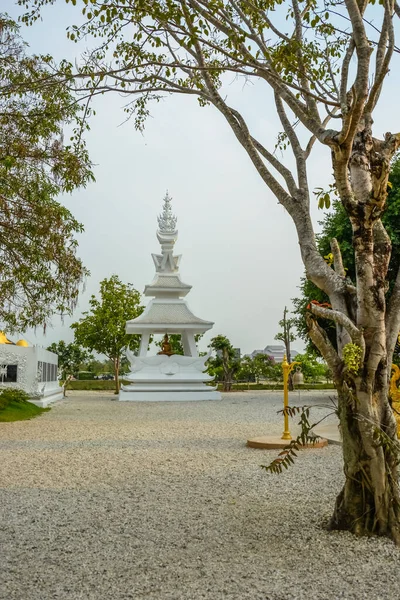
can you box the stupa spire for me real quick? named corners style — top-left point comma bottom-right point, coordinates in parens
top-left (157, 191), bottom-right (177, 233)
top-left (152, 192), bottom-right (180, 274)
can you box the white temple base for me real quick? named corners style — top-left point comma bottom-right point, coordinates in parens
top-left (118, 386), bottom-right (221, 402)
top-left (119, 354), bottom-right (221, 402)
top-left (29, 389), bottom-right (64, 407)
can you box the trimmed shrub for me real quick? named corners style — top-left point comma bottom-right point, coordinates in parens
top-left (0, 388), bottom-right (30, 410)
top-left (217, 382), bottom-right (336, 391)
top-left (67, 380), bottom-right (336, 392)
top-left (68, 380), bottom-right (130, 391)
top-left (77, 371), bottom-right (96, 380)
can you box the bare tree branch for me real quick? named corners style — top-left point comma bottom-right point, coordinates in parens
top-left (310, 303), bottom-right (365, 354)
top-left (306, 314), bottom-right (343, 376)
top-left (365, 0), bottom-right (395, 114)
top-left (331, 238), bottom-right (347, 279)
top-left (249, 134), bottom-right (298, 196)
top-left (274, 94), bottom-right (308, 195)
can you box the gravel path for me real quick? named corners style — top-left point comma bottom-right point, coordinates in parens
top-left (0, 391), bottom-right (399, 600)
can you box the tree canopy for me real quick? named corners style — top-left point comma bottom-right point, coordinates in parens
top-left (237, 352), bottom-right (277, 383)
top-left (275, 307), bottom-right (297, 364)
top-left (47, 340), bottom-right (92, 395)
top-left (208, 334), bottom-right (240, 391)
top-left (0, 15), bottom-right (93, 331)
top-left (71, 275), bottom-right (144, 393)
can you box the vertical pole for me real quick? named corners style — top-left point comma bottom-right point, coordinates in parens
top-left (181, 331), bottom-right (198, 357)
top-left (281, 354), bottom-right (292, 440)
top-left (181, 331), bottom-right (191, 356)
top-left (139, 332), bottom-right (150, 357)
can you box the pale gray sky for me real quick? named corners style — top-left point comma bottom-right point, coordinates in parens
top-left (4, 2), bottom-right (400, 355)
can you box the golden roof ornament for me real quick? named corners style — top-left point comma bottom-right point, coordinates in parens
top-left (0, 331), bottom-right (13, 344)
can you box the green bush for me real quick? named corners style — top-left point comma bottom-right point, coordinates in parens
top-left (0, 388), bottom-right (30, 410)
top-left (77, 371), bottom-right (96, 380)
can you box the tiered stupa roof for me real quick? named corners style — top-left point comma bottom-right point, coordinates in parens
top-left (126, 193), bottom-right (213, 335)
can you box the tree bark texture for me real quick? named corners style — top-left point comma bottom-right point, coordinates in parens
top-left (330, 384), bottom-right (400, 542)
top-left (308, 128), bottom-right (400, 543)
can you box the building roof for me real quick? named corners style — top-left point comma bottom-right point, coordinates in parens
top-left (144, 274), bottom-right (192, 297)
top-left (126, 300), bottom-right (213, 334)
top-left (250, 349), bottom-right (264, 358)
top-left (250, 345), bottom-right (299, 362)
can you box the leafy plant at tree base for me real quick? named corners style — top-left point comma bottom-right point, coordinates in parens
top-left (20, 0), bottom-right (400, 543)
top-left (71, 275), bottom-right (144, 394)
top-left (262, 402), bottom-right (337, 474)
top-left (342, 344), bottom-right (362, 375)
top-left (0, 15), bottom-right (94, 331)
top-left (47, 340), bottom-right (92, 396)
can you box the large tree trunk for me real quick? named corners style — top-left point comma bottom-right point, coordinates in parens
top-left (114, 357), bottom-right (120, 394)
top-left (322, 250), bottom-right (400, 545)
top-left (63, 374), bottom-right (73, 398)
top-left (330, 382), bottom-right (400, 542)
top-left (307, 125), bottom-right (400, 543)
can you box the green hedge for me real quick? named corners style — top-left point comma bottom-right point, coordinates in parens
top-left (217, 382), bottom-right (335, 391)
top-left (77, 372), bottom-right (96, 380)
top-left (67, 380), bottom-right (130, 390)
top-left (67, 380), bottom-right (336, 392)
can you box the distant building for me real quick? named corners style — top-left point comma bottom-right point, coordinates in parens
top-left (250, 345), bottom-right (299, 363)
top-left (249, 349), bottom-right (264, 359)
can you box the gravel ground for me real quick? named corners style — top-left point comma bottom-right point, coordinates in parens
top-left (0, 391), bottom-right (399, 600)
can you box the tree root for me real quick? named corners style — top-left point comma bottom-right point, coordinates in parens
top-left (329, 479), bottom-right (400, 545)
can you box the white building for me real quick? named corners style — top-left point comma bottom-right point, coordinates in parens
top-left (250, 345), bottom-right (299, 363)
top-left (0, 332), bottom-right (62, 407)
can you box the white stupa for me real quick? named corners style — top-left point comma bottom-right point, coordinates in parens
top-left (119, 193), bottom-right (221, 401)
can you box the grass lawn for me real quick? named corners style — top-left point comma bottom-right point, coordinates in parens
top-left (0, 389), bottom-right (50, 422)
